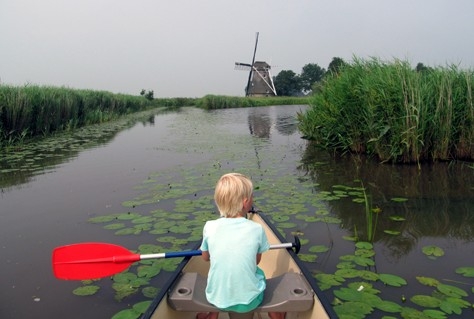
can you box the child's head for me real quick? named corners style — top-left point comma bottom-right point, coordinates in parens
top-left (214, 173), bottom-right (253, 218)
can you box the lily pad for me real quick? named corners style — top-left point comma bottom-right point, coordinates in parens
top-left (73, 285), bottom-right (100, 296)
top-left (309, 245), bottom-right (330, 253)
top-left (389, 215), bottom-right (406, 221)
top-left (378, 274), bottom-right (407, 287)
top-left (437, 283), bottom-right (468, 298)
top-left (410, 295), bottom-right (441, 307)
top-left (422, 245), bottom-right (445, 258)
top-left (416, 276), bottom-right (439, 287)
top-left (455, 266), bottom-right (474, 277)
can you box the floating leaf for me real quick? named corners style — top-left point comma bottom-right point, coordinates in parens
top-left (384, 230), bottom-right (401, 235)
top-left (309, 245), bottom-right (330, 253)
top-left (416, 276), bottom-right (439, 287)
top-left (437, 283), bottom-right (468, 298)
top-left (379, 274), bottom-right (407, 287)
top-left (111, 308), bottom-right (141, 319)
top-left (422, 245), bottom-right (445, 258)
top-left (298, 253), bottom-right (317, 262)
top-left (439, 299), bottom-right (463, 315)
top-left (455, 266), bottom-right (474, 278)
top-left (355, 242), bottom-right (373, 249)
top-left (422, 309), bottom-right (447, 319)
top-left (333, 301), bottom-right (374, 318)
top-left (89, 215), bottom-right (118, 223)
top-left (73, 285), bottom-right (100, 296)
top-left (132, 301), bottom-right (152, 314)
top-left (104, 223), bottom-right (125, 230)
top-left (389, 215), bottom-right (406, 222)
top-left (142, 287), bottom-right (159, 298)
top-left (410, 295), bottom-right (441, 307)
top-left (375, 300), bottom-right (402, 313)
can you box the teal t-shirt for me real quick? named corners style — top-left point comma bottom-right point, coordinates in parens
top-left (200, 217), bottom-right (270, 310)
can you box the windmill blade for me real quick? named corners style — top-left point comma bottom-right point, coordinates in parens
top-left (246, 32), bottom-right (259, 96)
top-left (235, 62), bottom-right (252, 71)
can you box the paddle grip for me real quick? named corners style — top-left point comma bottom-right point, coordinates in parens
top-left (166, 250), bottom-right (202, 258)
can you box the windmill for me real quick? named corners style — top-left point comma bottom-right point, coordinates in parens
top-left (235, 32), bottom-right (277, 97)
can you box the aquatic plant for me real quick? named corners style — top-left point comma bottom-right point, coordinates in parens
top-left (298, 58), bottom-right (474, 163)
top-left (196, 94), bottom-right (309, 109)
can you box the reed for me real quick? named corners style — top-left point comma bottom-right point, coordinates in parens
top-left (298, 58), bottom-right (474, 163)
top-left (196, 95), bottom-right (309, 110)
top-left (0, 84), bottom-right (155, 146)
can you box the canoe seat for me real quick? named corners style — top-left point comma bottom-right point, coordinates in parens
top-left (168, 272), bottom-right (314, 315)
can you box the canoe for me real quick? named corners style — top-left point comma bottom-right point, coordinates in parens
top-left (141, 211), bottom-right (338, 319)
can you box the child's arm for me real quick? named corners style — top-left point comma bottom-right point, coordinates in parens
top-left (202, 250), bottom-right (210, 261)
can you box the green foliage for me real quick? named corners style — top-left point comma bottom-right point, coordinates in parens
top-left (298, 57), bottom-right (474, 163)
top-left (195, 94), bottom-right (309, 109)
top-left (273, 70), bottom-right (303, 96)
top-left (300, 63), bottom-right (326, 92)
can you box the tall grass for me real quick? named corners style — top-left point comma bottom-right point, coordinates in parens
top-left (298, 58), bottom-right (474, 163)
top-left (196, 95), bottom-right (309, 109)
top-left (0, 84), bottom-right (191, 146)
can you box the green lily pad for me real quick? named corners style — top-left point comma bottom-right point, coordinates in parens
top-left (389, 215), bottom-right (406, 221)
top-left (455, 266), bottom-right (474, 277)
top-left (416, 276), bottom-right (439, 287)
top-left (298, 253), bottom-right (317, 262)
top-left (440, 299), bottom-right (463, 315)
top-left (375, 300), bottom-right (402, 313)
top-left (355, 241), bottom-right (373, 249)
top-left (89, 215), bottom-right (118, 223)
top-left (333, 301), bottom-right (374, 317)
top-left (111, 308), bottom-right (141, 319)
top-left (422, 309), bottom-right (447, 319)
top-left (378, 274), bottom-right (407, 287)
top-left (73, 285), bottom-right (100, 296)
top-left (422, 245), bottom-right (445, 258)
top-left (410, 295), bottom-right (441, 307)
top-left (437, 283), bottom-right (468, 298)
top-left (309, 245), bottom-right (330, 253)
top-left (142, 287), bottom-right (159, 298)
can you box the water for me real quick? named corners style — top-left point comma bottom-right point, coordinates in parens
top-left (0, 105), bottom-right (473, 318)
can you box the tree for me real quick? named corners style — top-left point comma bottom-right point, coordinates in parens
top-left (327, 57), bottom-right (346, 75)
top-left (140, 89), bottom-right (154, 101)
top-left (300, 63), bottom-right (326, 92)
top-left (273, 70), bottom-right (302, 96)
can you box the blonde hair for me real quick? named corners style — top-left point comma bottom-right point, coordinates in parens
top-left (214, 173), bottom-right (253, 218)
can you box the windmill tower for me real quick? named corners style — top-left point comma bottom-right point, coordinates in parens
top-left (235, 32), bottom-right (277, 97)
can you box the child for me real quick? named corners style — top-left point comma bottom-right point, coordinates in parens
top-left (197, 173), bottom-right (285, 319)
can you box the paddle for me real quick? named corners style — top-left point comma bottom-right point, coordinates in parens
top-left (52, 238), bottom-right (301, 280)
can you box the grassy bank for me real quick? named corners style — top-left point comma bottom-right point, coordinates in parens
top-left (196, 94), bottom-right (310, 109)
top-left (298, 58), bottom-right (474, 163)
top-left (0, 85), bottom-right (196, 146)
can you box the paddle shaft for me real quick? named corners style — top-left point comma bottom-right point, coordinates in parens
top-left (53, 241), bottom-right (298, 280)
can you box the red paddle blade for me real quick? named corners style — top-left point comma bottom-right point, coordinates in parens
top-left (52, 242), bottom-right (140, 280)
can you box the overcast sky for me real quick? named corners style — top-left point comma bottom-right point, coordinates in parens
top-left (1, 1), bottom-right (474, 98)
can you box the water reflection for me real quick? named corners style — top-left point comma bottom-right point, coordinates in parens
top-left (298, 142), bottom-right (474, 259)
top-left (248, 108), bottom-right (272, 138)
top-left (0, 110), bottom-right (159, 191)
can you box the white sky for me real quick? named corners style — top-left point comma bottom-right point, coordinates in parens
top-left (1, 0), bottom-right (474, 98)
